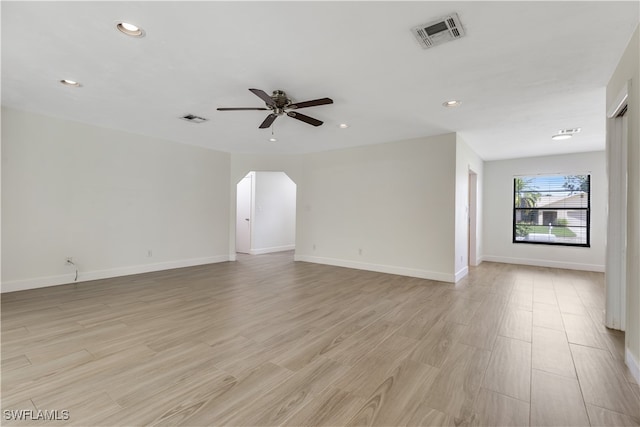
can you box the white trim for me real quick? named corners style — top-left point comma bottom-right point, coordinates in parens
top-left (482, 255), bottom-right (604, 272)
top-left (455, 266), bottom-right (469, 282)
top-left (625, 348), bottom-right (640, 384)
top-left (1, 255), bottom-right (230, 293)
top-left (249, 245), bottom-right (295, 255)
top-left (228, 253), bottom-right (237, 261)
top-left (607, 81), bottom-right (629, 118)
top-left (294, 255), bottom-right (454, 282)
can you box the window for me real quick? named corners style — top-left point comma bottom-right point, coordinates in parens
top-left (513, 174), bottom-right (590, 247)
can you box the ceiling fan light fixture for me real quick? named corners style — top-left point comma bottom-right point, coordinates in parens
top-left (60, 79), bottom-right (81, 87)
top-left (552, 128), bottom-right (580, 141)
top-left (442, 100), bottom-right (461, 107)
top-left (116, 21), bottom-right (145, 37)
top-left (551, 134), bottom-right (573, 141)
top-left (269, 137), bottom-right (277, 142)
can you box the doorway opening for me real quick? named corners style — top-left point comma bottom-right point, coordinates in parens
top-left (235, 171), bottom-right (297, 256)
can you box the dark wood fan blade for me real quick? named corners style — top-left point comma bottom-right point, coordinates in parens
top-left (217, 107), bottom-right (269, 111)
top-left (249, 89), bottom-right (276, 107)
top-left (288, 97), bottom-right (333, 109)
top-left (287, 111), bottom-right (323, 127)
top-left (259, 113), bottom-right (278, 129)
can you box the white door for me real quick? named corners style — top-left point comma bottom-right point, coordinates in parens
top-left (236, 174), bottom-right (253, 254)
top-left (468, 171), bottom-right (478, 267)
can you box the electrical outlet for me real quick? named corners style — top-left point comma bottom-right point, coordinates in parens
top-left (313, 244), bottom-right (316, 251)
top-left (147, 249), bottom-right (153, 257)
top-left (358, 248), bottom-right (363, 256)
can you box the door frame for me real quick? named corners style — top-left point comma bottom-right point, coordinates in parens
top-left (605, 82), bottom-right (629, 330)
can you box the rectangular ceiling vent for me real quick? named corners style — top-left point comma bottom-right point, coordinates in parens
top-left (180, 114), bottom-right (208, 123)
top-left (411, 13), bottom-right (465, 49)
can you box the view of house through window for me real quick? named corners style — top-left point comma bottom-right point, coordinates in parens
top-left (513, 174), bottom-right (590, 247)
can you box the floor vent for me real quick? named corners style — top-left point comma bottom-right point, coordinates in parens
top-left (411, 13), bottom-right (465, 49)
top-left (180, 114), bottom-right (208, 123)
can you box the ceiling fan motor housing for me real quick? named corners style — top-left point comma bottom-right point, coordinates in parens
top-left (270, 90), bottom-right (291, 113)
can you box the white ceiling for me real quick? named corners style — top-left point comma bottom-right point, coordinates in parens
top-left (2, 1), bottom-right (638, 160)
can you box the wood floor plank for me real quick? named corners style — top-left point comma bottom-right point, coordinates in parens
top-left (586, 404), bottom-right (640, 426)
top-left (562, 312), bottom-right (607, 349)
top-left (271, 300), bottom-right (394, 371)
top-left (482, 336), bottom-right (531, 401)
top-left (571, 344), bottom-right (640, 419)
top-left (458, 296), bottom-right (508, 351)
top-left (344, 358), bottom-right (439, 427)
top-left (324, 319), bottom-right (399, 366)
top-left (531, 369), bottom-right (590, 426)
top-left (1, 355), bottom-right (32, 372)
top-left (151, 362), bottom-right (290, 426)
top-left (408, 319), bottom-right (466, 368)
top-left (2, 345), bottom-right (155, 410)
top-left (421, 342), bottom-right (492, 422)
top-left (333, 334), bottom-right (419, 398)
top-left (406, 404), bottom-right (455, 427)
top-left (96, 363), bottom-right (238, 426)
top-left (472, 388), bottom-right (529, 427)
top-left (2, 349), bottom-right (95, 396)
top-left (31, 390), bottom-right (120, 427)
top-left (532, 302), bottom-right (565, 331)
top-left (222, 356), bottom-right (349, 426)
top-left (532, 326), bottom-right (576, 378)
top-left (498, 308), bottom-right (532, 342)
top-left (281, 387), bottom-right (366, 427)
top-left (509, 290), bottom-right (533, 311)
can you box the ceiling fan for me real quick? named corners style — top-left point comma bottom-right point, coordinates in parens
top-left (217, 89), bottom-right (333, 129)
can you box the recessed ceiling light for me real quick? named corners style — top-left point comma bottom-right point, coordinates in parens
top-left (338, 123), bottom-right (349, 129)
top-left (116, 21), bottom-right (145, 37)
top-left (269, 137), bottom-right (277, 142)
top-left (552, 134), bottom-right (573, 141)
top-left (442, 100), bottom-right (461, 108)
top-left (60, 79), bottom-right (81, 87)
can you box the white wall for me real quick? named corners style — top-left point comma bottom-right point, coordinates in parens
top-left (483, 151), bottom-right (606, 272)
top-left (1, 107), bottom-right (231, 292)
top-left (607, 25), bottom-right (639, 382)
top-left (294, 134), bottom-right (458, 282)
top-left (455, 135), bottom-right (484, 280)
top-left (252, 171), bottom-right (296, 254)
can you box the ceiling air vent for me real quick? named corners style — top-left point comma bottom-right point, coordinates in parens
top-left (411, 13), bottom-right (465, 49)
top-left (180, 114), bottom-right (208, 123)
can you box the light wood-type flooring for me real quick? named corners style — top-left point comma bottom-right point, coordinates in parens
top-left (2, 252), bottom-right (639, 426)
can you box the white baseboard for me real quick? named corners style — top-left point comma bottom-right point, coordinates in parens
top-left (1, 255), bottom-right (231, 293)
top-left (249, 245), bottom-right (295, 255)
top-left (482, 255), bottom-right (604, 272)
top-left (626, 348), bottom-right (640, 384)
top-left (455, 266), bottom-right (469, 282)
top-left (294, 254), bottom-right (454, 283)
top-left (470, 256), bottom-right (484, 267)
